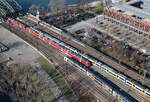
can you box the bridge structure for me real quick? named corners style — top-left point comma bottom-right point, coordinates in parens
top-left (0, 0), bottom-right (22, 18)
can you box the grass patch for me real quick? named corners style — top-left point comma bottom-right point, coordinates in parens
top-left (91, 5), bottom-right (103, 14)
top-left (38, 57), bottom-right (76, 102)
top-left (79, 11), bottom-right (95, 20)
top-left (60, 21), bottom-right (77, 28)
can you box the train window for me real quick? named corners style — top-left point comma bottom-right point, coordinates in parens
top-left (102, 65), bottom-right (107, 70)
top-left (96, 62), bottom-right (102, 66)
top-left (146, 92), bottom-right (150, 97)
top-left (111, 72), bottom-right (116, 76)
top-left (126, 81), bottom-right (132, 86)
top-left (119, 77), bottom-right (125, 82)
top-left (136, 87), bottom-right (142, 91)
top-left (122, 98), bottom-right (127, 102)
top-left (109, 71), bottom-right (116, 77)
top-left (95, 77), bottom-right (103, 85)
top-left (72, 64), bottom-right (77, 68)
top-left (95, 79), bottom-right (100, 84)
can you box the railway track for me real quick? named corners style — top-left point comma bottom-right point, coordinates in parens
top-left (55, 58), bottom-right (115, 101)
top-left (2, 22), bottom-right (117, 102)
top-left (20, 15), bottom-right (150, 87)
top-left (8, 15), bottom-right (150, 101)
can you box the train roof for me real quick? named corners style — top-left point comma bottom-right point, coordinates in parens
top-left (67, 56), bottom-right (138, 102)
top-left (118, 89), bottom-right (138, 102)
top-left (69, 57), bottom-right (89, 69)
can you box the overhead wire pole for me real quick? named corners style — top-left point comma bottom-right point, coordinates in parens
top-left (142, 69), bottom-right (147, 85)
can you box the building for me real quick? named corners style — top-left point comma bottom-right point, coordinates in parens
top-left (103, 0), bottom-right (150, 34)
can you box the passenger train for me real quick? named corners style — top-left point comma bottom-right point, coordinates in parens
top-left (64, 56), bottom-right (138, 102)
top-left (6, 17), bottom-right (91, 67)
top-left (6, 17), bottom-right (150, 98)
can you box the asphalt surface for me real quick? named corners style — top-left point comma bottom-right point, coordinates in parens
top-left (0, 27), bottom-right (40, 64)
top-left (0, 26), bottom-right (67, 102)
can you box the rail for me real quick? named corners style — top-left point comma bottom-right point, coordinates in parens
top-left (2, 22), bottom-right (77, 102)
top-left (27, 14), bottom-right (150, 79)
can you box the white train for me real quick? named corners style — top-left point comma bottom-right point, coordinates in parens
top-left (6, 17), bottom-right (150, 98)
top-left (64, 56), bottom-right (138, 102)
top-left (83, 54), bottom-right (150, 97)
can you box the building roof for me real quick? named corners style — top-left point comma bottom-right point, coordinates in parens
top-left (143, 18), bottom-right (150, 23)
top-left (112, 3), bottom-right (150, 19)
top-left (111, 6), bottom-right (120, 10)
top-left (123, 11), bottom-right (133, 16)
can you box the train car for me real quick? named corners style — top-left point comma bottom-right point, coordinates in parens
top-left (81, 52), bottom-right (150, 97)
top-left (109, 68), bottom-right (118, 77)
top-left (118, 72), bottom-right (127, 83)
top-left (64, 56), bottom-right (138, 102)
top-left (64, 56), bottom-right (87, 74)
top-left (33, 27), bottom-right (91, 67)
top-left (146, 89), bottom-right (150, 97)
top-left (84, 54), bottom-right (98, 66)
top-left (7, 17), bottom-right (91, 66)
top-left (7, 17), bottom-right (150, 98)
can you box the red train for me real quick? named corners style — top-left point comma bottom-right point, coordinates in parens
top-left (6, 17), bottom-right (91, 67)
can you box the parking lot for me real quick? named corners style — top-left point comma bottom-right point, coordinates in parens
top-left (67, 15), bottom-right (150, 52)
top-left (66, 15), bottom-right (150, 73)
top-left (90, 15), bottom-right (150, 54)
